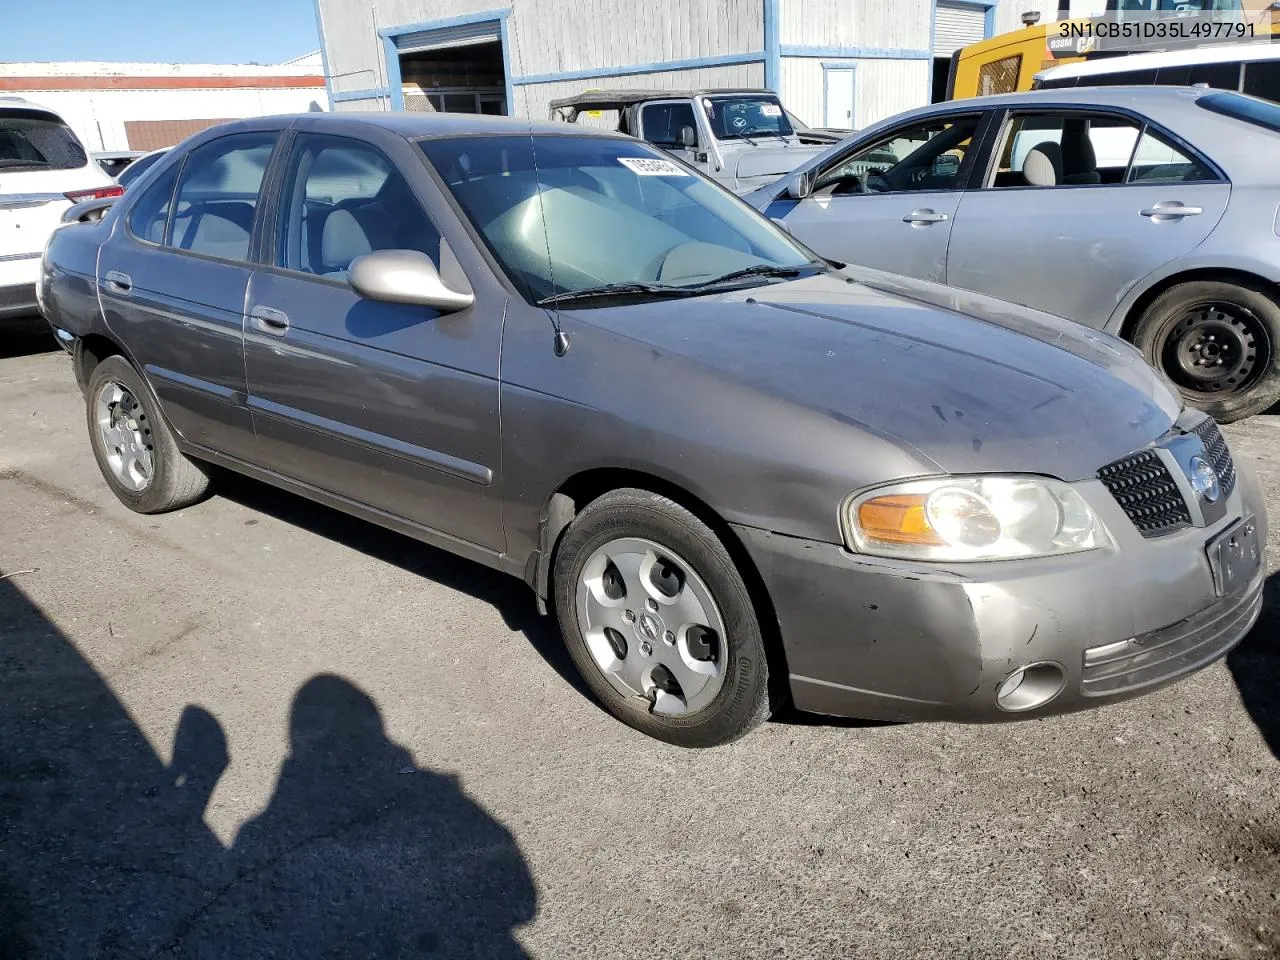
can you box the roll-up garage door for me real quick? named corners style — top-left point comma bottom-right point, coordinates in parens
top-left (393, 20), bottom-right (500, 53)
top-left (934, 2), bottom-right (988, 56)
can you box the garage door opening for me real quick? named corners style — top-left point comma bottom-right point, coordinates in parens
top-left (390, 18), bottom-right (509, 115)
top-left (933, 0), bottom-right (989, 101)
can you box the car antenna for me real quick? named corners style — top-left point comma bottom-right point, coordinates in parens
top-left (509, 0), bottom-right (569, 357)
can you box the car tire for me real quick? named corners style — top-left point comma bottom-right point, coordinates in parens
top-left (85, 355), bottom-right (212, 513)
top-left (552, 488), bottom-right (774, 748)
top-left (1131, 280), bottom-right (1280, 423)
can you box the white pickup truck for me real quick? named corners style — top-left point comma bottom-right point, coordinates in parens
top-left (549, 88), bottom-right (843, 194)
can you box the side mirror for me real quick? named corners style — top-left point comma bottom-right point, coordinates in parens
top-left (783, 169), bottom-right (812, 200)
top-left (933, 154), bottom-right (960, 177)
top-left (679, 125), bottom-right (698, 149)
top-left (348, 249), bottom-right (473, 312)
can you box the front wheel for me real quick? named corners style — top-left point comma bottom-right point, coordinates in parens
top-left (1131, 280), bottom-right (1280, 423)
top-left (552, 489), bottom-right (774, 748)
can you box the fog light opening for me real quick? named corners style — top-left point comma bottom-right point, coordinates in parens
top-left (995, 662), bottom-right (1066, 712)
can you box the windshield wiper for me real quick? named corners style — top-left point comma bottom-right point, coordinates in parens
top-left (536, 282), bottom-right (701, 306)
top-left (687, 261), bottom-right (826, 290)
top-left (720, 131), bottom-right (759, 148)
top-left (0, 158), bottom-right (51, 168)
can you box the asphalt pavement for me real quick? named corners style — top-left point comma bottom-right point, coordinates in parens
top-left (1, 319), bottom-right (1277, 959)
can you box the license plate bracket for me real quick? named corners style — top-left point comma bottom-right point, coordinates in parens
top-left (1207, 516), bottom-right (1261, 598)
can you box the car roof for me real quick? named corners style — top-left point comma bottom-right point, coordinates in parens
top-left (1037, 40), bottom-right (1280, 82)
top-left (0, 95), bottom-right (63, 119)
top-left (884, 84), bottom-right (1214, 120)
top-left (209, 110), bottom-right (629, 140)
top-left (548, 88), bottom-right (773, 111)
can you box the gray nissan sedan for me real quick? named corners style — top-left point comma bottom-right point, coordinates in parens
top-left (39, 112), bottom-right (1266, 747)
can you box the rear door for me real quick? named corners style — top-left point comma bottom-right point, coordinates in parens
top-left (243, 128), bottom-right (504, 552)
top-left (769, 111), bottom-right (988, 283)
top-left (946, 108), bottom-right (1229, 327)
top-left (98, 130), bottom-right (281, 464)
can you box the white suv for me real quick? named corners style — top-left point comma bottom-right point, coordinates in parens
top-left (1, 97), bottom-right (119, 321)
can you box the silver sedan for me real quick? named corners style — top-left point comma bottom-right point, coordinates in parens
top-left (749, 86), bottom-right (1280, 422)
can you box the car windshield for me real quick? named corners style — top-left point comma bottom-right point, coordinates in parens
top-left (0, 110), bottom-right (87, 172)
top-left (703, 96), bottom-right (795, 140)
top-left (420, 134), bottom-right (816, 306)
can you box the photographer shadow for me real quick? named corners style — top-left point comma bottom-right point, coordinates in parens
top-left (0, 578), bottom-right (536, 958)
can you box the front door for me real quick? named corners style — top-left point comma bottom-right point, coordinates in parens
top-left (98, 131), bottom-right (279, 463)
top-left (637, 100), bottom-right (708, 174)
top-left (243, 131), bottom-right (503, 552)
top-left (824, 68), bottom-right (855, 129)
top-left (946, 109), bottom-right (1229, 327)
top-left (771, 112), bottom-right (986, 284)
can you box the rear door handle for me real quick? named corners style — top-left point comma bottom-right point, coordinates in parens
top-left (1140, 202), bottom-right (1203, 221)
top-left (903, 209), bottom-right (949, 225)
top-left (249, 305), bottom-right (289, 335)
top-left (104, 270), bottom-right (132, 294)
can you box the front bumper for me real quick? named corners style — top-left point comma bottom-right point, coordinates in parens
top-left (734, 459), bottom-right (1267, 723)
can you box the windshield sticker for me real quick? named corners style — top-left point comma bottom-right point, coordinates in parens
top-left (759, 103), bottom-right (782, 117)
top-left (618, 156), bottom-right (693, 177)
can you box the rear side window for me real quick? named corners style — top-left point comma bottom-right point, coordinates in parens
top-left (168, 133), bottom-right (276, 262)
top-left (0, 110), bottom-right (88, 172)
top-left (1197, 90), bottom-right (1280, 134)
top-left (1242, 60), bottom-right (1280, 103)
top-left (128, 162), bottom-right (179, 244)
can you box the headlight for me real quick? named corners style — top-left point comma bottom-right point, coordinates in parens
top-left (843, 475), bottom-right (1111, 562)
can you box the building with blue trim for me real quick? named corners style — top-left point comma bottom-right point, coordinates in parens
top-left (313, 0), bottom-right (1044, 129)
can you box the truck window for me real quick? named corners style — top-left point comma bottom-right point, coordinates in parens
top-left (640, 102), bottom-right (698, 149)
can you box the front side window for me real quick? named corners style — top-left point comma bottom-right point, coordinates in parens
top-left (703, 96), bottom-right (794, 140)
top-left (991, 112), bottom-right (1141, 187)
top-left (813, 115), bottom-right (982, 196)
top-left (420, 134), bottom-right (815, 305)
top-left (640, 102), bottom-right (698, 149)
top-left (276, 134), bottom-right (440, 278)
top-left (0, 109), bottom-right (88, 172)
top-left (168, 133), bottom-right (277, 262)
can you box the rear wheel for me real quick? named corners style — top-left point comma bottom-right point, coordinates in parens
top-left (1131, 280), bottom-right (1280, 423)
top-left (85, 355), bottom-right (212, 513)
top-left (552, 488), bottom-right (773, 747)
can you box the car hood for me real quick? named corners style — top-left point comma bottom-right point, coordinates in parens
top-left (580, 268), bottom-right (1180, 482)
top-left (729, 144), bottom-right (826, 181)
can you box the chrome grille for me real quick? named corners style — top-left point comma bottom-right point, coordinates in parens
top-left (1097, 449), bottom-right (1192, 537)
top-left (1192, 418), bottom-right (1236, 499)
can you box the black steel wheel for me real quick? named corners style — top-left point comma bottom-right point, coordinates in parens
top-left (1132, 280), bottom-right (1280, 423)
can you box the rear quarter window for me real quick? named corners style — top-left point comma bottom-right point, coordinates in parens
top-left (0, 110), bottom-right (88, 172)
top-left (1197, 91), bottom-right (1280, 134)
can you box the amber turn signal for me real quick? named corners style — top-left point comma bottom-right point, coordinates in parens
top-left (856, 494), bottom-right (945, 546)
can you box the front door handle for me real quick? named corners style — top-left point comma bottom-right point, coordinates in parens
top-left (1140, 202), bottom-right (1203, 221)
top-left (903, 209), bottom-right (949, 225)
top-left (249, 305), bottom-right (289, 335)
top-left (104, 270), bottom-right (132, 294)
